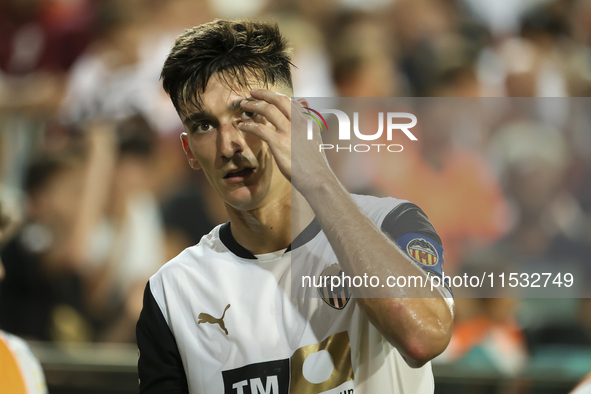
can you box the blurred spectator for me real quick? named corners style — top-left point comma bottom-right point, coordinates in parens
top-left (389, 0), bottom-right (460, 96)
top-left (82, 115), bottom-right (166, 343)
top-left (273, 14), bottom-right (336, 97)
top-left (487, 110), bottom-right (588, 249)
top-left (0, 0), bottom-right (95, 113)
top-left (59, 1), bottom-right (183, 134)
top-left (476, 1), bottom-right (591, 98)
top-left (0, 116), bottom-right (167, 344)
top-left (461, 118), bottom-right (591, 360)
top-left (0, 151), bottom-right (92, 342)
top-left (160, 171), bottom-right (227, 257)
top-left (441, 298), bottom-right (528, 375)
top-left (461, 0), bottom-right (531, 39)
top-left (368, 100), bottom-right (512, 268)
top-left (329, 12), bottom-right (399, 97)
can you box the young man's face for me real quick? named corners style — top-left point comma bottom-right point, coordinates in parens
top-left (180, 74), bottom-right (291, 211)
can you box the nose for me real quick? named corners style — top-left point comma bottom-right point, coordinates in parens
top-left (218, 121), bottom-right (246, 160)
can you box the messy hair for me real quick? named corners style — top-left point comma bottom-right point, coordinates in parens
top-left (161, 19), bottom-right (294, 115)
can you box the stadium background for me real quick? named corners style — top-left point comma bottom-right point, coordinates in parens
top-left (1, 0), bottom-right (590, 393)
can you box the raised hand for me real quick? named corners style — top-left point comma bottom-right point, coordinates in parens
top-left (238, 89), bottom-right (334, 193)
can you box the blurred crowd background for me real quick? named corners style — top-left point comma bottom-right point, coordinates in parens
top-left (1, 0), bottom-right (591, 392)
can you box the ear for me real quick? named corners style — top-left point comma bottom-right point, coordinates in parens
top-left (180, 133), bottom-right (201, 170)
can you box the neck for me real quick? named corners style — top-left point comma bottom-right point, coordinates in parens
top-left (226, 187), bottom-right (315, 255)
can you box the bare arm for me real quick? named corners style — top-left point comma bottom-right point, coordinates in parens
top-left (300, 177), bottom-right (452, 367)
top-left (239, 90), bottom-right (453, 367)
top-left (65, 122), bottom-right (117, 269)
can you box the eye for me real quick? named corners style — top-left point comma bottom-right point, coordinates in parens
top-left (193, 121), bottom-right (214, 134)
top-left (240, 110), bottom-right (254, 120)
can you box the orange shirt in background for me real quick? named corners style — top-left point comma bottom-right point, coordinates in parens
top-left (372, 146), bottom-right (511, 269)
top-left (0, 331), bottom-right (47, 394)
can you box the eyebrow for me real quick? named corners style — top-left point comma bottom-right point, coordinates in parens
top-left (182, 97), bottom-right (257, 129)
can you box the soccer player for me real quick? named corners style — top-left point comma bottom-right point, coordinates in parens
top-left (0, 204), bottom-right (48, 394)
top-left (137, 19), bottom-right (454, 393)
top-left (571, 372), bottom-right (591, 394)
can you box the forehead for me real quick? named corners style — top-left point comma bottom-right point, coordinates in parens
top-left (202, 75), bottom-right (255, 108)
top-left (180, 73), bottom-right (264, 117)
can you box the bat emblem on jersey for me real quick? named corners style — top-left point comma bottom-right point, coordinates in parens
top-left (406, 238), bottom-right (438, 266)
top-left (318, 264), bottom-right (350, 310)
top-left (198, 304), bottom-right (231, 335)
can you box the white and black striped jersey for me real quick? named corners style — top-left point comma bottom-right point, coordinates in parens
top-left (136, 194), bottom-right (452, 394)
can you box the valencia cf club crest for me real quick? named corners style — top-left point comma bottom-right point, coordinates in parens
top-left (318, 264), bottom-right (350, 310)
top-left (406, 238), bottom-right (439, 267)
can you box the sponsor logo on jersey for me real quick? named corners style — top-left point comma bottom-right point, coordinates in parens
top-left (406, 238), bottom-right (438, 267)
top-left (318, 264), bottom-right (350, 310)
top-left (223, 359), bottom-right (289, 394)
top-left (198, 304), bottom-right (231, 335)
top-left (223, 332), bottom-right (354, 394)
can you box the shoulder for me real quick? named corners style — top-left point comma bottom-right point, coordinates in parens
top-left (151, 224), bottom-right (224, 282)
top-left (357, 194), bottom-right (452, 300)
top-left (1, 330), bottom-right (30, 354)
top-left (0, 331), bottom-right (47, 394)
top-left (349, 193), bottom-right (441, 240)
top-left (146, 224), bottom-right (228, 320)
top-left (350, 193), bottom-right (410, 225)
top-left (349, 193), bottom-right (437, 234)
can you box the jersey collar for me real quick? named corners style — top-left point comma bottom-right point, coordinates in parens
top-left (219, 218), bottom-right (321, 260)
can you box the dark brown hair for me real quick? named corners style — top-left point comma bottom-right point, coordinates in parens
top-left (161, 19), bottom-right (294, 115)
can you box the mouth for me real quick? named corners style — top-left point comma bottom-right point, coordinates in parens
top-left (223, 167), bottom-right (256, 183)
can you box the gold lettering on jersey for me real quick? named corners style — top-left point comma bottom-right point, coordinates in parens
top-left (198, 304), bottom-right (231, 335)
top-left (290, 331), bottom-right (354, 392)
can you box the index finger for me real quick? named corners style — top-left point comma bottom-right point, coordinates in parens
top-left (249, 89), bottom-right (292, 120)
top-left (290, 98), bottom-right (309, 121)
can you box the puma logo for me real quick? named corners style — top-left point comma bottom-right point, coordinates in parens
top-left (198, 304), bottom-right (231, 335)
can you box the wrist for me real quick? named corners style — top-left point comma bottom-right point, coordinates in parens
top-left (297, 173), bottom-right (347, 209)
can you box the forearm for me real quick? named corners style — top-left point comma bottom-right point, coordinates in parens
top-left (238, 90), bottom-right (452, 364)
top-left (65, 123), bottom-right (116, 271)
top-left (300, 175), bottom-right (453, 366)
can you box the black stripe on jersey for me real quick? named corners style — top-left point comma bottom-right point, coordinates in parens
top-left (288, 217), bottom-right (321, 252)
top-left (220, 218), bottom-right (322, 259)
top-left (380, 202), bottom-right (442, 245)
top-left (335, 293), bottom-right (343, 308)
top-left (137, 282), bottom-right (189, 394)
top-left (219, 222), bottom-right (257, 259)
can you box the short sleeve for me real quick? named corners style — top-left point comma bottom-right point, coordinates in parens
top-left (136, 281), bottom-right (189, 394)
top-left (381, 202), bottom-right (453, 298)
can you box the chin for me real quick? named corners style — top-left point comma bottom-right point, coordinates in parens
top-left (224, 185), bottom-right (268, 211)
